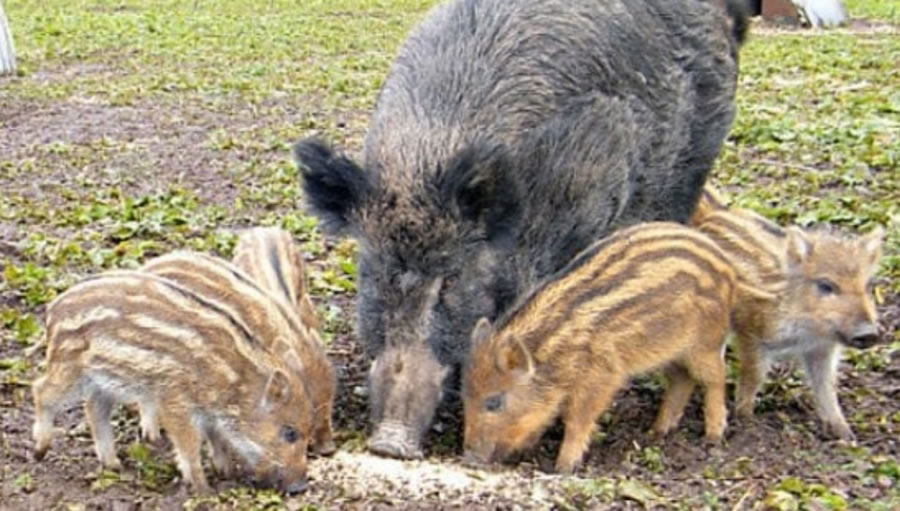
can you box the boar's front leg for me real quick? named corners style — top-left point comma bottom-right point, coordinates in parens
top-left (557, 374), bottom-right (625, 474)
top-left (802, 344), bottom-right (854, 441)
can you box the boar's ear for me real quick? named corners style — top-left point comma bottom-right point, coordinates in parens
top-left (440, 141), bottom-right (520, 243)
top-left (262, 369), bottom-right (292, 408)
top-left (496, 336), bottom-right (534, 377)
top-left (470, 317), bottom-right (493, 349)
top-left (293, 137), bottom-right (371, 235)
top-left (785, 227), bottom-right (813, 268)
top-left (861, 226), bottom-right (884, 265)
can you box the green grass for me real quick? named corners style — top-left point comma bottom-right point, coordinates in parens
top-left (1, 0), bottom-right (898, 508)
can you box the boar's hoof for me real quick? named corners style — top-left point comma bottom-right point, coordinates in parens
top-left (367, 436), bottom-right (423, 460)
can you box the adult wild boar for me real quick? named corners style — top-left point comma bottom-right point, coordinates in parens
top-left (293, 0), bottom-right (749, 459)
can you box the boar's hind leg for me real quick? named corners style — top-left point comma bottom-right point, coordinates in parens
top-left (160, 410), bottom-right (210, 493)
top-left (651, 364), bottom-right (697, 437)
top-left (802, 345), bottom-right (854, 441)
top-left (556, 374), bottom-right (625, 474)
top-left (85, 391), bottom-right (122, 469)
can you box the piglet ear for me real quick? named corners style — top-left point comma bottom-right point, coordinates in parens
top-left (785, 227), bottom-right (812, 269)
top-left (861, 225), bottom-right (884, 265)
top-left (439, 141), bottom-right (520, 242)
top-left (294, 137), bottom-right (371, 235)
top-left (262, 369), bottom-right (292, 408)
top-left (279, 341), bottom-right (305, 375)
top-left (470, 317), bottom-right (493, 349)
top-left (496, 336), bottom-right (535, 377)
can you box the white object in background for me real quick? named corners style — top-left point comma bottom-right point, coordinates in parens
top-left (792, 0), bottom-right (849, 28)
top-left (0, 0), bottom-right (15, 75)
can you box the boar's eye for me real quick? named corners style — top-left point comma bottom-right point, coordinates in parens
top-left (280, 425), bottom-right (300, 444)
top-left (814, 278), bottom-right (839, 296)
top-left (484, 394), bottom-right (505, 412)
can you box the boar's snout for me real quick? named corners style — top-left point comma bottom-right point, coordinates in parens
top-left (844, 323), bottom-right (882, 349)
top-left (367, 423), bottom-right (424, 459)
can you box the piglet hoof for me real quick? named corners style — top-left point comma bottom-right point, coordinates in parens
top-left (647, 423), bottom-right (672, 440)
top-left (825, 422), bottom-right (856, 444)
top-left (734, 403), bottom-right (755, 421)
top-left (314, 440), bottom-right (337, 457)
top-left (188, 481), bottom-right (214, 497)
top-left (33, 447), bottom-right (48, 462)
top-left (140, 430), bottom-right (163, 447)
top-left (285, 478), bottom-right (309, 496)
top-left (102, 457), bottom-right (123, 471)
top-left (701, 433), bottom-right (723, 447)
top-left (553, 457), bottom-right (580, 476)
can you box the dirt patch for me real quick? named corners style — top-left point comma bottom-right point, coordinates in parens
top-left (749, 16), bottom-right (898, 36)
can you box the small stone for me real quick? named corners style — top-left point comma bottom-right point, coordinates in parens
top-left (876, 475), bottom-right (894, 489)
top-left (352, 385), bottom-right (368, 397)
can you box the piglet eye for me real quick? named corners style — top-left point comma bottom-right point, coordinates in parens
top-left (484, 394), bottom-right (504, 412)
top-left (815, 279), bottom-right (839, 295)
top-left (280, 425), bottom-right (299, 444)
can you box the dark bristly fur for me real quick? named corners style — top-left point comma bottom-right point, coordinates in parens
top-left (32, 271), bottom-right (313, 495)
top-left (295, 0), bottom-right (750, 458)
top-left (462, 222), bottom-right (771, 474)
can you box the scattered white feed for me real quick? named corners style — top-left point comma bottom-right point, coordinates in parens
top-left (308, 451), bottom-right (569, 505)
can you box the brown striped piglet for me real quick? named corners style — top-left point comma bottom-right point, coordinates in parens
top-left (140, 250), bottom-right (337, 456)
top-left (462, 222), bottom-right (774, 474)
top-left (32, 271), bottom-right (314, 494)
top-left (691, 187), bottom-right (886, 440)
top-left (232, 226), bottom-right (321, 332)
